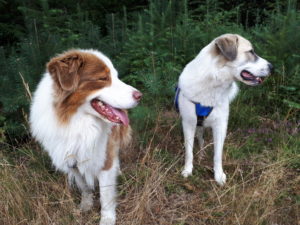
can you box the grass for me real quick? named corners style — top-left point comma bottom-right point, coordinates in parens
top-left (0, 110), bottom-right (299, 225)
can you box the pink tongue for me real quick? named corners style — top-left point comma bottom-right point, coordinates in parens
top-left (110, 107), bottom-right (129, 126)
top-left (243, 71), bottom-right (254, 79)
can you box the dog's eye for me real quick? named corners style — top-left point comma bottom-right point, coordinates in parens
top-left (98, 77), bottom-right (108, 81)
top-left (249, 50), bottom-right (255, 55)
top-left (248, 49), bottom-right (258, 61)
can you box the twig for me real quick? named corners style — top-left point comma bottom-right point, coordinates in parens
top-left (19, 72), bottom-right (32, 101)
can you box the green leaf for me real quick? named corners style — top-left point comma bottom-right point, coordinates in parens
top-left (279, 85), bottom-right (297, 91)
top-left (283, 99), bottom-right (300, 109)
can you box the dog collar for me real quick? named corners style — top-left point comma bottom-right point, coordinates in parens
top-left (174, 86), bottom-right (213, 126)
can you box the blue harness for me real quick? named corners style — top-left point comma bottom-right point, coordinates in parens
top-left (175, 86), bottom-right (213, 126)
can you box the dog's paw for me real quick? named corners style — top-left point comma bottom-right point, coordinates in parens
top-left (99, 216), bottom-right (116, 225)
top-left (79, 193), bottom-right (93, 212)
top-left (214, 170), bottom-right (226, 186)
top-left (181, 168), bottom-right (193, 178)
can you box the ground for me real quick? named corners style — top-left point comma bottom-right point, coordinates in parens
top-left (0, 111), bottom-right (299, 225)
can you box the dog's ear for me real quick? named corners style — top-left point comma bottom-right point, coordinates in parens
top-left (47, 52), bottom-right (83, 91)
top-left (215, 35), bottom-right (238, 61)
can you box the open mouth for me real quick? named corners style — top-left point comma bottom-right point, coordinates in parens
top-left (91, 99), bottom-right (129, 126)
top-left (240, 70), bottom-right (265, 86)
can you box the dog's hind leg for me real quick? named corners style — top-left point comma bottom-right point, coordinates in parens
top-left (196, 126), bottom-right (205, 150)
top-left (196, 126), bottom-right (207, 161)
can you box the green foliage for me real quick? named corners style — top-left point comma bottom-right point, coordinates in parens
top-left (0, 0), bottom-right (299, 140)
top-left (0, 1), bottom-right (105, 139)
top-left (250, 0), bottom-right (300, 113)
top-left (115, 0), bottom-right (246, 132)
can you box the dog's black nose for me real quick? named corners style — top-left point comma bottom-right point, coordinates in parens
top-left (268, 63), bottom-right (274, 73)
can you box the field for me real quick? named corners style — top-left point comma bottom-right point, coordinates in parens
top-left (0, 0), bottom-right (299, 224)
top-left (1, 107), bottom-right (299, 224)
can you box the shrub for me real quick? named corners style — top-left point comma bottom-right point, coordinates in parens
top-left (0, 0), bottom-right (299, 141)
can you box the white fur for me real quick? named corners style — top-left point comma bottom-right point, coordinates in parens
top-left (30, 49), bottom-right (139, 225)
top-left (178, 34), bottom-right (272, 185)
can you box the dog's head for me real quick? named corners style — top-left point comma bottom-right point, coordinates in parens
top-left (47, 49), bottom-right (142, 125)
top-left (213, 34), bottom-right (273, 86)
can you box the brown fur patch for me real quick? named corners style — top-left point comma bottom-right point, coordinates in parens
top-left (209, 34), bottom-right (255, 66)
top-left (47, 50), bottom-right (111, 124)
top-left (210, 45), bottom-right (228, 66)
top-left (103, 123), bottom-right (132, 170)
top-left (215, 35), bottom-right (238, 61)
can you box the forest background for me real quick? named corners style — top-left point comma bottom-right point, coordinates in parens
top-left (0, 0), bottom-right (299, 224)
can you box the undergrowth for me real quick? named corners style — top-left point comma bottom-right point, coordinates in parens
top-left (0, 0), bottom-right (299, 139)
top-left (0, 112), bottom-right (299, 224)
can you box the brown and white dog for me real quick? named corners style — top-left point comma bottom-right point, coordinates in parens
top-left (177, 34), bottom-right (273, 185)
top-left (30, 49), bottom-right (142, 225)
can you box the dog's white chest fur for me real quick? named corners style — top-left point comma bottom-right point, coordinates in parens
top-left (178, 45), bottom-right (239, 108)
top-left (30, 74), bottom-right (109, 187)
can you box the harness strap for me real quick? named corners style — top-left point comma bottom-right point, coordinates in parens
top-left (174, 86), bottom-right (213, 126)
top-left (174, 86), bottom-right (180, 112)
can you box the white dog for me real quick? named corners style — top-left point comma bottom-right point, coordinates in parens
top-left (30, 49), bottom-right (142, 225)
top-left (176, 34), bottom-right (272, 185)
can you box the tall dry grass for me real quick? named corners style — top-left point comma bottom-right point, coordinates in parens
top-left (1, 113), bottom-right (299, 225)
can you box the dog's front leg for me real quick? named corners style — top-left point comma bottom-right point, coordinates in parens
top-left (181, 118), bottom-right (197, 177)
top-left (212, 120), bottom-right (228, 186)
top-left (66, 156), bottom-right (94, 211)
top-left (98, 160), bottom-right (118, 225)
top-left (69, 168), bottom-right (94, 211)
